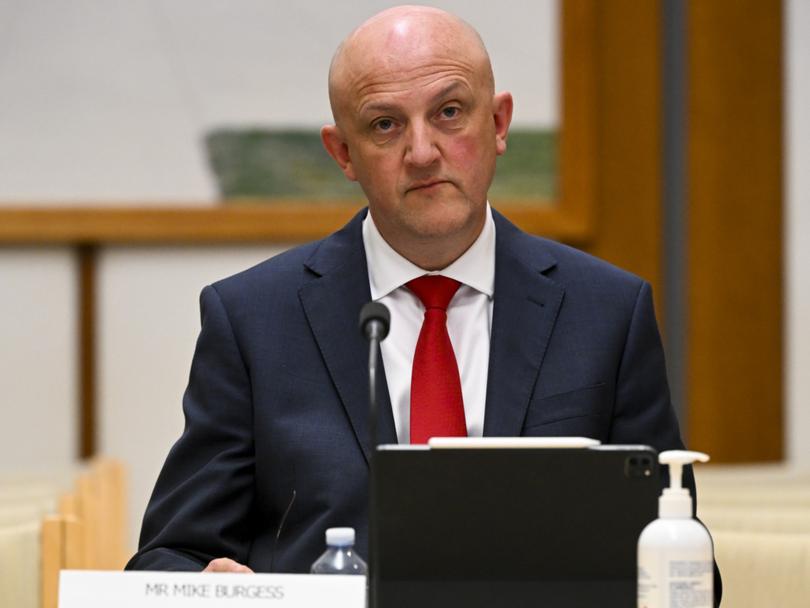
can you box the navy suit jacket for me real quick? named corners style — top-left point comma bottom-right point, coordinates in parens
top-left (127, 208), bottom-right (688, 574)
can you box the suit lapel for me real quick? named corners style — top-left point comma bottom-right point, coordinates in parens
top-left (298, 210), bottom-right (398, 466)
top-left (483, 212), bottom-right (565, 437)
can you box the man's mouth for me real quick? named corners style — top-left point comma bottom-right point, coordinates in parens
top-left (407, 179), bottom-right (450, 193)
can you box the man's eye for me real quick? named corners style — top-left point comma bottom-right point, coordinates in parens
top-left (374, 119), bottom-right (394, 132)
top-left (440, 106), bottom-right (460, 119)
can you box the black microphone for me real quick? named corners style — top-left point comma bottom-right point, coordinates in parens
top-left (359, 301), bottom-right (390, 342)
top-left (359, 301), bottom-right (389, 608)
top-left (359, 302), bottom-right (390, 451)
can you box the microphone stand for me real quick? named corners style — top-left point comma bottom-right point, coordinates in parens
top-left (368, 324), bottom-right (380, 608)
top-left (368, 326), bottom-right (382, 468)
top-left (359, 302), bottom-right (389, 608)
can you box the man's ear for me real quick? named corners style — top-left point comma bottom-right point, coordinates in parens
top-left (492, 91), bottom-right (514, 156)
top-left (321, 124), bottom-right (357, 181)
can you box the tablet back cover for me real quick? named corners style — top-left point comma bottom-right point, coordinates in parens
top-left (371, 445), bottom-right (660, 608)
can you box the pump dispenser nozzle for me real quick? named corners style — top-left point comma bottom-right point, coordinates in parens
top-left (658, 450), bottom-right (710, 518)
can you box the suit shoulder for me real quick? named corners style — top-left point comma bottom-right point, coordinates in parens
top-left (207, 208), bottom-right (366, 302)
top-left (517, 236), bottom-right (655, 328)
top-left (494, 210), bottom-right (646, 294)
top-left (519, 231), bottom-right (643, 285)
top-left (207, 239), bottom-right (320, 304)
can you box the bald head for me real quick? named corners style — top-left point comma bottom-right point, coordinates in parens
top-left (328, 5), bottom-right (494, 123)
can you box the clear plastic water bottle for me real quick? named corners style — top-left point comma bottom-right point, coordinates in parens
top-left (310, 527), bottom-right (368, 574)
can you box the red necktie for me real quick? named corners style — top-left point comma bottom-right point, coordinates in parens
top-left (407, 275), bottom-right (467, 444)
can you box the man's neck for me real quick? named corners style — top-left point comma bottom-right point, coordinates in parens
top-left (376, 216), bottom-right (487, 271)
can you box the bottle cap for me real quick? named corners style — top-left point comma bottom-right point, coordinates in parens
top-left (325, 527), bottom-right (355, 547)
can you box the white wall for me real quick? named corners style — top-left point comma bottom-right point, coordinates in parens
top-left (0, 1), bottom-right (215, 202)
top-left (786, 0), bottom-right (810, 467)
top-left (0, 0), bottom-right (557, 202)
top-left (0, 249), bottom-right (77, 475)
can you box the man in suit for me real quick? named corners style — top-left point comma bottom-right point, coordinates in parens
top-left (128, 3), bottom-right (699, 584)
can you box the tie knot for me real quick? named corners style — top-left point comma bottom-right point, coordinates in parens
top-left (407, 275), bottom-right (461, 311)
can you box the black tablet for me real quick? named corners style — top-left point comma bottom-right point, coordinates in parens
top-left (370, 439), bottom-right (660, 608)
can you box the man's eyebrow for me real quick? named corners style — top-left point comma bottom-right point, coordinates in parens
top-left (357, 80), bottom-right (471, 116)
top-left (357, 100), bottom-right (398, 116)
top-left (429, 80), bottom-right (470, 105)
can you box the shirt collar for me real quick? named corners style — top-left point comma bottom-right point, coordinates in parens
top-left (362, 203), bottom-right (496, 300)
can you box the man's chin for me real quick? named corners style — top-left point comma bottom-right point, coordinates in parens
top-left (403, 205), bottom-right (484, 241)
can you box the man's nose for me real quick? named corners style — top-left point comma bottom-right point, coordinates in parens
top-left (404, 120), bottom-right (440, 167)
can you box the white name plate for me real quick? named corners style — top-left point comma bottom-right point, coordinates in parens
top-left (59, 570), bottom-right (366, 608)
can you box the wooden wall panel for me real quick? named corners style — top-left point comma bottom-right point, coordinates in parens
top-left (686, 0), bottom-right (783, 461)
top-left (575, 0), bottom-right (783, 463)
top-left (581, 0), bottom-right (664, 302)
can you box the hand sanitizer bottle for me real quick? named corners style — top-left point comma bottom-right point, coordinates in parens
top-left (637, 450), bottom-right (713, 608)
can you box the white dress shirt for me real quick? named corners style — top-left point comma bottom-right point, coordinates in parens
top-left (362, 205), bottom-right (496, 444)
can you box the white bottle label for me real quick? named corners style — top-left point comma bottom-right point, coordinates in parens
top-left (638, 549), bottom-right (712, 608)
